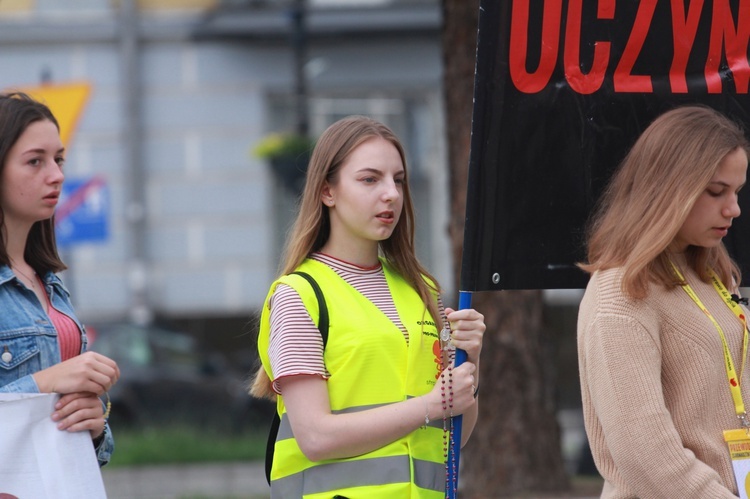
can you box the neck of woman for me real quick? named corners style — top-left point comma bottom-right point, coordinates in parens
top-left (3, 221), bottom-right (31, 268)
top-left (319, 241), bottom-right (380, 268)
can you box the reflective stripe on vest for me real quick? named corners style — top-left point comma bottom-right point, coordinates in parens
top-left (270, 456), bottom-right (445, 498)
top-left (258, 258), bottom-right (445, 498)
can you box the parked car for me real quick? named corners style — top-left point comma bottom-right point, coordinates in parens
top-left (86, 322), bottom-right (274, 432)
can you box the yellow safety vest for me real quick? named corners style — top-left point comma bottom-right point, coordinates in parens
top-left (258, 258), bottom-right (446, 498)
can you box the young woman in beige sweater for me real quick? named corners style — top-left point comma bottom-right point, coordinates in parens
top-left (578, 105), bottom-right (750, 497)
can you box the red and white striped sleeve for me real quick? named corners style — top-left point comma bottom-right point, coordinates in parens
top-left (268, 284), bottom-right (330, 394)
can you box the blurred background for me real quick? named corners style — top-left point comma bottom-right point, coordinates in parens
top-left (0, 0), bottom-right (596, 497)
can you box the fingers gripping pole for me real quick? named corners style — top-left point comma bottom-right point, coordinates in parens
top-left (447, 290), bottom-right (472, 498)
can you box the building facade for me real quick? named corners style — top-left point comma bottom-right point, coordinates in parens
top-left (0, 0), bottom-right (451, 325)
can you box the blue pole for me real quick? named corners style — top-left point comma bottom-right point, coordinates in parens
top-left (447, 290), bottom-right (472, 498)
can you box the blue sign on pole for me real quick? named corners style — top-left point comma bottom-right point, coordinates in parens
top-left (55, 176), bottom-right (109, 248)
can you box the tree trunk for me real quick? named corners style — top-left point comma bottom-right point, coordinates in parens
top-left (441, 0), bottom-right (571, 495)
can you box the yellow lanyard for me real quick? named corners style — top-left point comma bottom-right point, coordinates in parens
top-left (671, 262), bottom-right (750, 428)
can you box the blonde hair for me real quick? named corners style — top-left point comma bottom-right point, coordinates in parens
top-left (250, 116), bottom-right (443, 399)
top-left (580, 105), bottom-right (750, 299)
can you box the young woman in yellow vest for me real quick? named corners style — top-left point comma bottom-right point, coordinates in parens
top-left (251, 115), bottom-right (485, 498)
top-left (578, 106), bottom-right (750, 497)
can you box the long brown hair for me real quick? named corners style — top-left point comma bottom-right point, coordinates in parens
top-left (250, 116), bottom-right (442, 399)
top-left (580, 105), bottom-right (750, 298)
top-left (0, 92), bottom-right (65, 274)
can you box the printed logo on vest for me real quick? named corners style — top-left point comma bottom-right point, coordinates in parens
top-left (418, 320), bottom-right (441, 380)
top-left (431, 340), bottom-right (442, 380)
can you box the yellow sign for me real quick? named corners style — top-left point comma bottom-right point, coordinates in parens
top-left (12, 82), bottom-right (92, 147)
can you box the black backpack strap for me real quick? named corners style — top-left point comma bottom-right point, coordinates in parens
top-left (292, 271), bottom-right (329, 347)
top-left (265, 414), bottom-right (280, 485)
top-left (265, 271), bottom-right (328, 485)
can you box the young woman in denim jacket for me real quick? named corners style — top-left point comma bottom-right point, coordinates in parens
top-left (0, 92), bottom-right (120, 466)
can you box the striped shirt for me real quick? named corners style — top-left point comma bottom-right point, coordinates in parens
top-left (268, 253), bottom-right (442, 394)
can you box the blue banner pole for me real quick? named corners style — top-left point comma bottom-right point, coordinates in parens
top-left (447, 290), bottom-right (472, 498)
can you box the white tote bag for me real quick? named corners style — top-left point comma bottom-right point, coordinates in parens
top-left (0, 393), bottom-right (106, 499)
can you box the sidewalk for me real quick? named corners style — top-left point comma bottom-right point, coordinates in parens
top-left (102, 461), bottom-right (270, 499)
top-left (102, 462), bottom-right (601, 499)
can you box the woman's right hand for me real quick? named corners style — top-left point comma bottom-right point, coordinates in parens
top-left (32, 351), bottom-right (119, 395)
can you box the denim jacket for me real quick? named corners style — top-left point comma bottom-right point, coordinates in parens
top-left (0, 265), bottom-right (114, 466)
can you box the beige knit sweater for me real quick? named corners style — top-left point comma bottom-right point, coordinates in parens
top-left (578, 261), bottom-right (748, 498)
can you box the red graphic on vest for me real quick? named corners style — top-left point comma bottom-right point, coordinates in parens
top-left (432, 340), bottom-right (442, 379)
top-left (0, 494), bottom-right (20, 499)
top-left (731, 378), bottom-right (738, 387)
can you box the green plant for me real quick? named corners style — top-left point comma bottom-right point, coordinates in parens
top-left (108, 426), bottom-right (267, 467)
top-left (252, 132), bottom-right (314, 161)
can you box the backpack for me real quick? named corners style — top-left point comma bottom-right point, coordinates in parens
top-left (264, 271), bottom-right (329, 485)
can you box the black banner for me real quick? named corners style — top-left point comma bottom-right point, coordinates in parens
top-left (462, 0), bottom-right (750, 291)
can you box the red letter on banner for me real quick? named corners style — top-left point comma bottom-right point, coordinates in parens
top-left (614, 0), bottom-right (658, 92)
top-left (670, 0), bottom-right (704, 93)
top-left (509, 0), bottom-right (563, 93)
top-left (706, 0), bottom-right (750, 93)
top-left (564, 0), bottom-right (614, 94)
